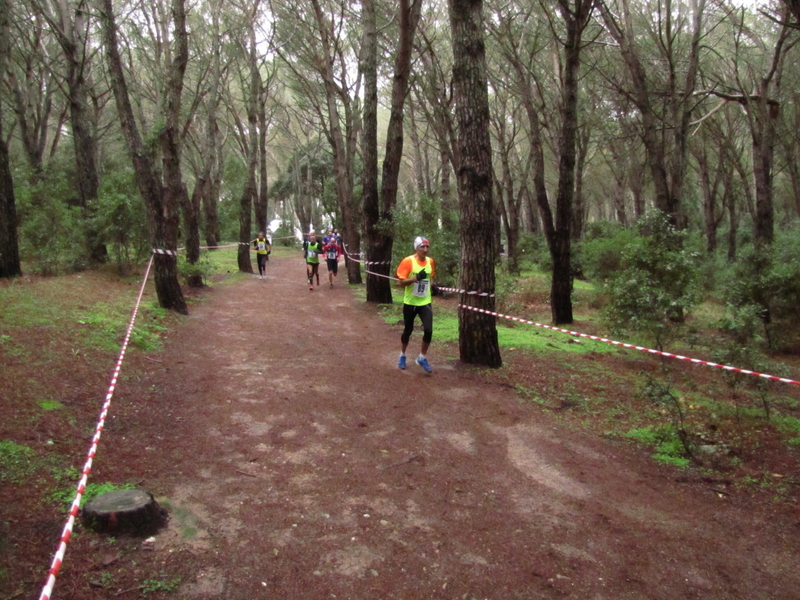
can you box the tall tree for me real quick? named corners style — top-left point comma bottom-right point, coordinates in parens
top-left (98, 0), bottom-right (187, 313)
top-left (364, 0), bottom-right (422, 304)
top-left (200, 0), bottom-right (224, 249)
top-left (548, 0), bottom-right (596, 324)
top-left (0, 0), bottom-right (22, 278)
top-left (599, 0), bottom-right (707, 226)
top-left (236, 16), bottom-right (261, 274)
top-left (40, 0), bottom-right (107, 262)
top-left (360, 0), bottom-right (380, 296)
top-left (450, 0), bottom-right (501, 367)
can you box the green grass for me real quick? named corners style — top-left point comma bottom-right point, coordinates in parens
top-left (0, 440), bottom-right (37, 483)
top-left (38, 399), bottom-right (65, 411)
top-left (141, 575), bottom-right (182, 596)
top-left (624, 425), bottom-right (691, 468)
top-left (50, 479), bottom-right (137, 509)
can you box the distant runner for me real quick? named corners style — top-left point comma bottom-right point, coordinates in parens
top-left (253, 232), bottom-right (271, 279)
top-left (303, 232), bottom-right (323, 290)
top-left (323, 235), bottom-right (342, 288)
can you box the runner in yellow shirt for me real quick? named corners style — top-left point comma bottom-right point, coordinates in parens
top-left (396, 236), bottom-right (436, 373)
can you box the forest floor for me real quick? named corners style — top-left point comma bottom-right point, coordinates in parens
top-left (3, 249), bottom-right (800, 600)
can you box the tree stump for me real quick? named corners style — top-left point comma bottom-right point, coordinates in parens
top-left (81, 489), bottom-right (167, 535)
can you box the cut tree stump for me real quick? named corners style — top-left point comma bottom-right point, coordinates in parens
top-left (81, 489), bottom-right (167, 535)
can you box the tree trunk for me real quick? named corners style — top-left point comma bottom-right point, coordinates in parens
top-left (0, 0), bottom-right (21, 278)
top-left (257, 99), bottom-right (269, 234)
top-left (726, 187), bottom-right (737, 262)
top-left (98, 0), bottom-right (186, 314)
top-left (368, 0), bottom-right (421, 304)
top-left (752, 98), bottom-right (777, 247)
top-left (238, 27), bottom-right (261, 274)
top-left (450, 0), bottom-right (501, 368)
top-left (0, 118), bottom-right (22, 278)
top-left (57, 3), bottom-right (106, 263)
top-left (310, 0), bottom-right (361, 284)
top-left (182, 182), bottom-right (203, 287)
top-left (360, 0), bottom-right (387, 303)
top-left (202, 0), bottom-right (222, 249)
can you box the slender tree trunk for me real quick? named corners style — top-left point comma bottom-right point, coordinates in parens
top-left (181, 183), bottom-right (203, 287)
top-left (752, 98), bottom-right (777, 247)
top-left (727, 188), bottom-right (737, 261)
top-left (98, 0), bottom-right (186, 313)
top-left (202, 0), bottom-right (222, 249)
top-left (450, 0), bottom-right (501, 368)
top-left (496, 118), bottom-right (520, 273)
top-left (310, 0), bottom-right (361, 284)
top-left (238, 30), bottom-right (259, 274)
top-left (571, 124), bottom-right (590, 240)
top-left (369, 0), bottom-right (421, 304)
top-left (257, 97), bottom-right (269, 234)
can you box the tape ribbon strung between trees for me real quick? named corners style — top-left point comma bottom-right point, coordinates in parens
top-left (346, 244), bottom-right (799, 386)
top-left (39, 244), bottom-right (800, 599)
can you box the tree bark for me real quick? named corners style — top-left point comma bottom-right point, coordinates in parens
top-left (0, 119), bottom-right (22, 278)
top-left (450, 0), bottom-right (501, 368)
top-left (257, 94), bottom-right (270, 234)
top-left (98, 0), bottom-right (186, 313)
top-left (0, 0), bottom-right (21, 278)
top-left (202, 0), bottom-right (222, 249)
top-left (237, 28), bottom-right (259, 275)
top-left (360, 0), bottom-right (385, 302)
top-left (365, 0), bottom-right (421, 304)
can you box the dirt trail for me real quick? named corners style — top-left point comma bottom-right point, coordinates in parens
top-left (76, 253), bottom-right (800, 600)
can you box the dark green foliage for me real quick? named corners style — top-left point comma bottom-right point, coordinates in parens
top-left (177, 251), bottom-right (216, 284)
top-left (726, 230), bottom-right (800, 350)
top-left (93, 169), bottom-right (150, 272)
top-left (16, 168), bottom-right (89, 275)
top-left (516, 232), bottom-right (551, 271)
top-left (392, 195), bottom-right (459, 284)
top-left (575, 221), bottom-right (636, 283)
top-left (580, 212), bottom-right (700, 349)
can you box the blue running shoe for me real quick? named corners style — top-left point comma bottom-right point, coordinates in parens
top-left (416, 356), bottom-right (432, 373)
top-left (398, 355), bottom-right (407, 370)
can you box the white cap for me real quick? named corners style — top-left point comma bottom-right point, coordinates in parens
top-left (414, 236), bottom-right (430, 250)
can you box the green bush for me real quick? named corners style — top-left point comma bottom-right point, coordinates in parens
top-left (517, 231), bottom-right (551, 272)
top-left (17, 171), bottom-right (89, 275)
top-left (93, 169), bottom-right (150, 272)
top-left (726, 231), bottom-right (800, 350)
top-left (178, 251), bottom-right (217, 284)
top-left (576, 222), bottom-right (637, 284)
top-left (603, 212), bottom-right (700, 349)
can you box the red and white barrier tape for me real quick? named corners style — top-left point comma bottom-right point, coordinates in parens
top-left (439, 285), bottom-right (495, 298)
top-left (365, 268), bottom-right (400, 281)
top-left (39, 256), bottom-right (155, 600)
top-left (200, 243), bottom-right (240, 250)
top-left (342, 244), bottom-right (395, 268)
top-left (151, 248), bottom-right (177, 256)
top-left (459, 304), bottom-right (800, 387)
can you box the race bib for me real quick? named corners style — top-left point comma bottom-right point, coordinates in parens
top-left (257, 242), bottom-right (266, 251)
top-left (413, 279), bottom-right (430, 298)
top-left (326, 250), bottom-right (337, 260)
top-left (308, 250), bottom-right (317, 258)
